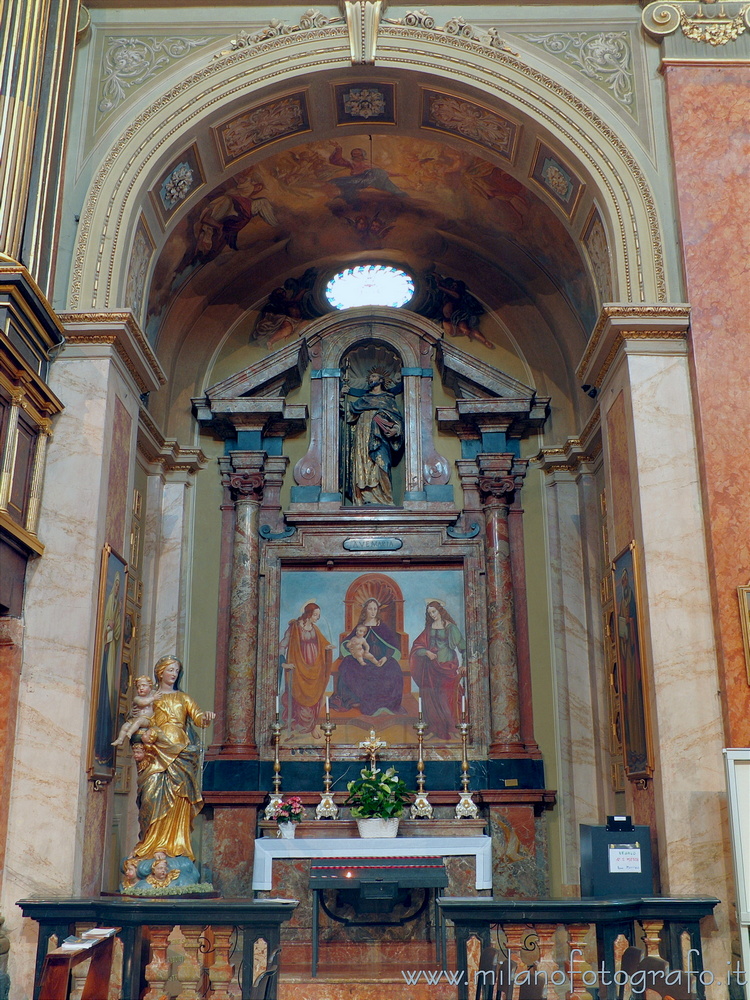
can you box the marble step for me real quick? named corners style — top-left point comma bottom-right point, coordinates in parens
top-left (279, 976), bottom-right (458, 1000)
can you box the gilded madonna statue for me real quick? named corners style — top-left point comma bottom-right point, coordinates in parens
top-left (123, 655), bottom-right (215, 891)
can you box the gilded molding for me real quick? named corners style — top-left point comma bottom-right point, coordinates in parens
top-left (59, 310), bottom-right (167, 394)
top-left (535, 437), bottom-right (599, 475)
top-left (576, 304), bottom-right (690, 384)
top-left (643, 2), bottom-right (750, 46)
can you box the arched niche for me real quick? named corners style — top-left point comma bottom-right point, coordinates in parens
top-left (193, 306), bottom-right (548, 511)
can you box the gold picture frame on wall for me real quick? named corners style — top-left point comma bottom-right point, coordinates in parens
top-left (738, 583), bottom-right (750, 684)
top-left (611, 541), bottom-right (654, 782)
top-left (87, 544), bottom-right (128, 784)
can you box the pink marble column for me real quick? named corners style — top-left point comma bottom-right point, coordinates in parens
top-left (208, 459), bottom-right (235, 753)
top-left (479, 456), bottom-right (523, 756)
top-left (665, 63), bottom-right (750, 746)
top-left (508, 459), bottom-right (539, 757)
top-left (223, 452), bottom-right (265, 758)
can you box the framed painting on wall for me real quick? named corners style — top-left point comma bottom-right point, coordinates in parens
top-left (276, 565), bottom-right (468, 749)
top-left (611, 541), bottom-right (653, 781)
top-left (87, 544), bottom-right (128, 783)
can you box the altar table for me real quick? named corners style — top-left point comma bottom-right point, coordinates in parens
top-left (252, 835), bottom-right (493, 890)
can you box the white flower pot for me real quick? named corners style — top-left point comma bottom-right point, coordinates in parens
top-left (278, 823), bottom-right (296, 839)
top-left (356, 817), bottom-right (399, 838)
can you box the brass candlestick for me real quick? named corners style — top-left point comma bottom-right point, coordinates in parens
top-left (264, 715), bottom-right (284, 820)
top-left (411, 708), bottom-right (433, 819)
top-left (455, 717), bottom-right (478, 819)
top-left (316, 712), bottom-right (338, 819)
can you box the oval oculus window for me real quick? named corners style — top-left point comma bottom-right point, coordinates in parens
top-left (325, 265), bottom-right (414, 310)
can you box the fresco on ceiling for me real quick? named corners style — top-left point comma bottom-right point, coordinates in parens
top-left (421, 89), bottom-right (519, 162)
top-left (146, 134), bottom-right (595, 340)
top-left (248, 264), bottom-right (492, 351)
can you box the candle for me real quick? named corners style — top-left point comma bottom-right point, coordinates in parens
top-left (275, 695), bottom-right (280, 717)
top-left (418, 696), bottom-right (423, 715)
top-left (461, 695), bottom-right (466, 717)
top-left (325, 696), bottom-right (330, 717)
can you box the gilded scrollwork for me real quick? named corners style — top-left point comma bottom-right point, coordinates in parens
top-left (642, 1), bottom-right (750, 45)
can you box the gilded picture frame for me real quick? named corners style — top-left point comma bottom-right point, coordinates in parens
top-left (738, 583), bottom-right (750, 685)
top-left (87, 544), bottom-right (128, 783)
top-left (611, 541), bottom-right (653, 781)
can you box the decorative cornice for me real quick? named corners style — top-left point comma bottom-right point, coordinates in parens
top-left (576, 304), bottom-right (691, 389)
top-left (534, 437), bottom-right (600, 475)
top-left (137, 406), bottom-right (207, 478)
top-left (58, 311), bottom-right (166, 394)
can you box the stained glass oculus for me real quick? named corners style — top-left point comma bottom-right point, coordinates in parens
top-left (326, 265), bottom-right (414, 310)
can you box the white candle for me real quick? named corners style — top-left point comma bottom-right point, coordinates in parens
top-left (461, 695), bottom-right (466, 717)
top-left (275, 695), bottom-right (280, 717)
top-left (326, 696), bottom-right (330, 716)
top-left (418, 696), bottom-right (423, 715)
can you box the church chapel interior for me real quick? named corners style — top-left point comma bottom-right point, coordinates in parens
top-left (4, 0), bottom-right (750, 997)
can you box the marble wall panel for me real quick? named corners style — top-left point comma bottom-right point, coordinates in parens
top-left (0, 618), bottom-right (23, 878)
top-left (664, 64), bottom-right (750, 749)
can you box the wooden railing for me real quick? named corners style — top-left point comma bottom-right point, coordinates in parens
top-left (437, 895), bottom-right (719, 1000)
top-left (18, 897), bottom-right (298, 1000)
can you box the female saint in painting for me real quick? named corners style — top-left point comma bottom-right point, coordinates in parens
top-left (131, 655), bottom-right (215, 862)
top-left (409, 600), bottom-right (465, 740)
top-left (279, 603), bottom-right (334, 733)
top-left (332, 598), bottom-right (404, 716)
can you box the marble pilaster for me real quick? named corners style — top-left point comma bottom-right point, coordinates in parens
top-left (663, 63), bottom-right (750, 749)
top-left (0, 315), bottom-right (163, 997)
top-left (478, 455), bottom-right (522, 756)
top-left (536, 445), bottom-right (608, 891)
top-left (582, 309), bottom-right (731, 989)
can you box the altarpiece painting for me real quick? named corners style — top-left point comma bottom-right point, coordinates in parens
top-left (278, 566), bottom-right (466, 747)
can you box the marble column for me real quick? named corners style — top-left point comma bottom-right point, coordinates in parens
top-left (222, 451), bottom-right (265, 757)
top-left (478, 455), bottom-right (522, 756)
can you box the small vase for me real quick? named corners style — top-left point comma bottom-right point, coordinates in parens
top-left (278, 822), bottom-right (296, 839)
top-left (356, 817), bottom-right (399, 838)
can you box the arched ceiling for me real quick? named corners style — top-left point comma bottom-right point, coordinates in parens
top-left (142, 68), bottom-right (601, 363)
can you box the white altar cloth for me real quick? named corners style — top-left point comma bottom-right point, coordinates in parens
top-left (252, 836), bottom-right (492, 891)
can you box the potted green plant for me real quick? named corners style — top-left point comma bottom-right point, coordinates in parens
top-left (345, 765), bottom-right (412, 838)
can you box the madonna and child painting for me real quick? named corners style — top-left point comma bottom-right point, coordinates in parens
top-left (277, 568), bottom-right (469, 746)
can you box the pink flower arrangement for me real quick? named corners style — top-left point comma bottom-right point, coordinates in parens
top-left (270, 796), bottom-right (305, 824)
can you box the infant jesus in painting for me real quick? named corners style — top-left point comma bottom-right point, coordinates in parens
top-left (345, 624), bottom-right (387, 668)
top-left (112, 675), bottom-right (156, 747)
